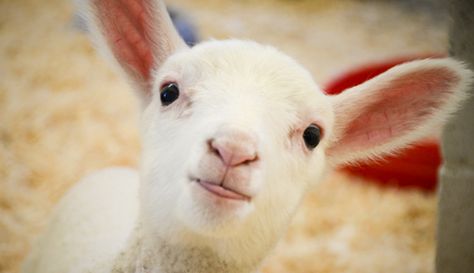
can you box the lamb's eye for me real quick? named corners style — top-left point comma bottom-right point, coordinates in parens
top-left (303, 124), bottom-right (321, 150)
top-left (160, 83), bottom-right (180, 106)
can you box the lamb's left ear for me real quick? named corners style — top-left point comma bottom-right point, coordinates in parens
top-left (326, 58), bottom-right (472, 166)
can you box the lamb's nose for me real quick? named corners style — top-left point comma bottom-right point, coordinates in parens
top-left (209, 130), bottom-right (258, 167)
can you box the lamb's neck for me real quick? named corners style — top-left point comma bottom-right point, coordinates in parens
top-left (111, 223), bottom-right (268, 273)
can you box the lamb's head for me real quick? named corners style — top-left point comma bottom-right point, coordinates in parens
top-left (139, 40), bottom-right (333, 238)
top-left (85, 0), bottom-right (472, 245)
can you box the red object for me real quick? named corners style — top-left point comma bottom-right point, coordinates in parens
top-left (324, 54), bottom-right (445, 191)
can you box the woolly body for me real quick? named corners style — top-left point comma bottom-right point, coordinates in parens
top-left (23, 168), bottom-right (139, 273)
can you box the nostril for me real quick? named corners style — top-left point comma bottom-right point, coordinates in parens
top-left (208, 139), bottom-right (221, 157)
top-left (240, 154), bottom-right (258, 166)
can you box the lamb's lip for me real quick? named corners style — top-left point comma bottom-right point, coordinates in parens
top-left (191, 178), bottom-right (251, 202)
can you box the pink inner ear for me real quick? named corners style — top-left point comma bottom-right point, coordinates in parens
top-left (95, 0), bottom-right (154, 80)
top-left (338, 68), bottom-right (458, 152)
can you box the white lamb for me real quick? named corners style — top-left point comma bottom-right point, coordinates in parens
top-left (22, 0), bottom-right (472, 273)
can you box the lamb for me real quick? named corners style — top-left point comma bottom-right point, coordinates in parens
top-left (21, 0), bottom-right (473, 273)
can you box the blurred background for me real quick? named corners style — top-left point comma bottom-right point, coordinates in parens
top-left (0, 0), bottom-right (449, 272)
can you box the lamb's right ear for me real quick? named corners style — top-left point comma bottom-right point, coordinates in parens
top-left (82, 0), bottom-right (187, 103)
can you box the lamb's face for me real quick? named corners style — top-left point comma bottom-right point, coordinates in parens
top-left (139, 40), bottom-right (334, 238)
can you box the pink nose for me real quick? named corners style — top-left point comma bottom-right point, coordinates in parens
top-left (209, 130), bottom-right (258, 167)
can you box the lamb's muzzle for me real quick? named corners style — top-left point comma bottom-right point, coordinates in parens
top-left (189, 129), bottom-right (259, 207)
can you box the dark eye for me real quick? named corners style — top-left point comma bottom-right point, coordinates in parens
top-left (303, 124), bottom-right (321, 150)
top-left (160, 83), bottom-right (180, 106)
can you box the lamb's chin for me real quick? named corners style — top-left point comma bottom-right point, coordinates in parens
top-left (176, 183), bottom-right (255, 236)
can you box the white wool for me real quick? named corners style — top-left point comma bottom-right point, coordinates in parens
top-left (22, 168), bottom-right (140, 273)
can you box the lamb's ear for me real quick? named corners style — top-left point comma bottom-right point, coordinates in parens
top-left (83, 0), bottom-right (187, 102)
top-left (326, 58), bottom-right (472, 166)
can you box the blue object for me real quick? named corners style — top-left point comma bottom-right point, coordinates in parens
top-left (168, 8), bottom-right (199, 46)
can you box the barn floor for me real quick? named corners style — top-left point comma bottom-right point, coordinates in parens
top-left (0, 0), bottom-right (448, 272)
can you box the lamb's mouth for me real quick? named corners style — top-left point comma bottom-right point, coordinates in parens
top-left (192, 178), bottom-right (251, 202)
